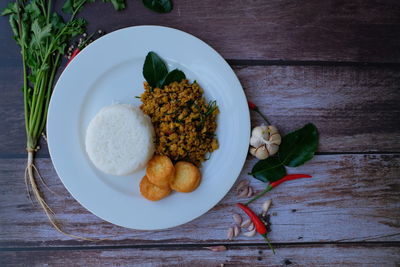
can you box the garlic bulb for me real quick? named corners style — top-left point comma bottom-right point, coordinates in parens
top-left (249, 125), bottom-right (281, 160)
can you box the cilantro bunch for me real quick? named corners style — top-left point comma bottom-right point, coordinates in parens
top-left (1, 0), bottom-right (124, 238)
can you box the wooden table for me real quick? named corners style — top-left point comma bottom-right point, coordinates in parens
top-left (1, 1), bottom-right (399, 266)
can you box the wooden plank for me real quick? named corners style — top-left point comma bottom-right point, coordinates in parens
top-left (239, 65), bottom-right (400, 153)
top-left (0, 65), bottom-right (399, 155)
top-left (0, 154), bottom-right (399, 247)
top-left (1, 1), bottom-right (400, 63)
top-left (1, 244), bottom-right (399, 266)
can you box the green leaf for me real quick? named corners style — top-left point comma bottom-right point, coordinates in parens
top-left (50, 13), bottom-right (66, 31)
top-left (62, 0), bottom-right (75, 13)
top-left (143, 51), bottom-right (168, 88)
top-left (1, 2), bottom-right (17, 16)
top-left (31, 20), bottom-right (52, 47)
top-left (142, 0), bottom-right (173, 13)
top-left (279, 123), bottom-right (319, 167)
top-left (62, 0), bottom-right (95, 14)
top-left (24, 0), bottom-right (41, 18)
top-left (250, 157), bottom-right (286, 183)
top-left (63, 0), bottom-right (125, 13)
top-left (63, 18), bottom-right (86, 36)
top-left (9, 14), bottom-right (19, 40)
top-left (161, 69), bottom-right (186, 87)
top-left (57, 43), bottom-right (67, 54)
top-left (103, 0), bottom-right (126, 10)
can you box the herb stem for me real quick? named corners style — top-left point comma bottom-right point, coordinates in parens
top-left (47, 0), bottom-right (51, 23)
top-left (70, 1), bottom-right (86, 21)
top-left (37, 53), bottom-right (61, 137)
top-left (16, 1), bottom-right (30, 138)
top-left (32, 69), bottom-right (49, 137)
top-left (29, 70), bottom-right (44, 131)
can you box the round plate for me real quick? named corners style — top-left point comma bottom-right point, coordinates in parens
top-left (47, 26), bottom-right (250, 230)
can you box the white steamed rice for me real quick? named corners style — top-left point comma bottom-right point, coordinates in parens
top-left (85, 104), bottom-right (154, 176)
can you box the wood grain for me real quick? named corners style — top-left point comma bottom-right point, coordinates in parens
top-left (1, 0), bottom-right (399, 264)
top-left (0, 154), bottom-right (398, 247)
top-left (1, 244), bottom-right (399, 267)
top-left (1, 1), bottom-right (400, 63)
top-left (0, 65), bottom-right (399, 155)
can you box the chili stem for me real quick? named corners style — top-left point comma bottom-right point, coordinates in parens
top-left (255, 109), bottom-right (271, 125)
top-left (262, 234), bottom-right (276, 254)
top-left (245, 185), bottom-right (272, 205)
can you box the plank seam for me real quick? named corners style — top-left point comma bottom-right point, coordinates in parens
top-left (227, 59), bottom-right (400, 67)
top-left (1, 241), bottom-right (400, 252)
top-left (0, 152), bottom-right (399, 159)
top-left (4, 58), bottom-right (400, 68)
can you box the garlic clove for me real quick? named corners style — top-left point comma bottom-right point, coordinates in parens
top-left (247, 222), bottom-right (255, 232)
top-left (233, 213), bottom-right (242, 225)
top-left (249, 147), bottom-right (257, 157)
top-left (262, 199), bottom-right (272, 216)
top-left (238, 186), bottom-right (249, 198)
top-left (227, 227), bottom-right (234, 240)
top-left (269, 133), bottom-right (281, 145)
top-left (233, 225), bottom-right (241, 237)
top-left (241, 219), bottom-right (251, 228)
top-left (250, 136), bottom-right (265, 148)
top-left (246, 186), bottom-right (254, 198)
top-left (204, 245), bottom-right (227, 252)
top-left (266, 143), bottom-right (279, 156)
top-left (243, 229), bottom-right (256, 237)
top-left (236, 180), bottom-right (249, 193)
top-left (267, 125), bottom-right (279, 135)
top-left (255, 146), bottom-right (269, 159)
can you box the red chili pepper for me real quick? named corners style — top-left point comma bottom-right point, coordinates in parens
top-left (66, 48), bottom-right (80, 66)
top-left (66, 32), bottom-right (96, 66)
top-left (248, 101), bottom-right (258, 111)
top-left (246, 174), bottom-right (312, 205)
top-left (237, 203), bottom-right (275, 253)
top-left (270, 174), bottom-right (312, 188)
top-left (237, 203), bottom-right (266, 234)
top-left (247, 101), bottom-right (270, 125)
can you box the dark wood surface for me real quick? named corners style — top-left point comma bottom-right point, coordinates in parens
top-left (1, 1), bottom-right (399, 266)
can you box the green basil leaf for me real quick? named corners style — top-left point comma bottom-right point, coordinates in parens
top-left (161, 69), bottom-right (186, 87)
top-left (143, 51), bottom-right (168, 88)
top-left (250, 157), bottom-right (286, 183)
top-left (279, 123), bottom-right (319, 167)
top-left (142, 0), bottom-right (173, 13)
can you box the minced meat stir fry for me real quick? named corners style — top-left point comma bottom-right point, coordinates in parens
top-left (140, 79), bottom-right (218, 166)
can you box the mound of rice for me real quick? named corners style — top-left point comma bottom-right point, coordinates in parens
top-left (85, 104), bottom-right (155, 176)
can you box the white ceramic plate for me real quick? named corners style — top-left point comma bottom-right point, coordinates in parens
top-left (47, 26), bottom-right (250, 230)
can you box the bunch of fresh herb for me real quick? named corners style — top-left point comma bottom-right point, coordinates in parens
top-left (1, 0), bottom-right (124, 238)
